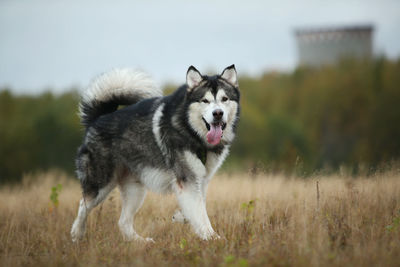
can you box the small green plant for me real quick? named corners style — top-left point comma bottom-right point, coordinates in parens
top-left (179, 238), bottom-right (187, 250)
top-left (238, 258), bottom-right (249, 267)
top-left (241, 199), bottom-right (256, 222)
top-left (49, 184), bottom-right (62, 208)
top-left (224, 255), bottom-right (235, 265)
top-left (223, 255), bottom-right (248, 267)
top-left (241, 200), bottom-right (257, 243)
top-left (241, 200), bottom-right (256, 213)
top-left (386, 210), bottom-right (400, 232)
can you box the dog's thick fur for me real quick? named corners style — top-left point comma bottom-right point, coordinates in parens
top-left (71, 66), bottom-right (240, 242)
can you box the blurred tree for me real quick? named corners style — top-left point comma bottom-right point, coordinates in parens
top-left (0, 90), bottom-right (82, 183)
top-left (1, 58), bottom-right (400, 182)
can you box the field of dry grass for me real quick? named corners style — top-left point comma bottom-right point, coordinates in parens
top-left (1, 170), bottom-right (400, 266)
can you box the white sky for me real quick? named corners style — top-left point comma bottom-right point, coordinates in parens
top-left (0, 0), bottom-right (399, 94)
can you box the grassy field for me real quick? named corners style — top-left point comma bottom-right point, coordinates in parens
top-left (1, 171), bottom-right (400, 266)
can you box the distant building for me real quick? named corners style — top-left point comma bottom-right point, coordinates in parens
top-left (295, 25), bottom-right (374, 66)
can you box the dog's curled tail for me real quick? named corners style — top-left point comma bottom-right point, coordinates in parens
top-left (79, 68), bottom-right (162, 126)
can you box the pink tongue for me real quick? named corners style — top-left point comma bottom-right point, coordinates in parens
top-left (206, 124), bottom-right (223, 145)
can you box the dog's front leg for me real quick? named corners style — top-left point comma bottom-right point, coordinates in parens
top-left (174, 181), bottom-right (217, 240)
top-left (173, 151), bottom-right (219, 240)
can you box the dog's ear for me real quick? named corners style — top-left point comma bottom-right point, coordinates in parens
top-left (221, 64), bottom-right (238, 87)
top-left (186, 66), bottom-right (203, 91)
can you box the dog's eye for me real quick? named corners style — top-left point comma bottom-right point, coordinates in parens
top-left (221, 96), bottom-right (228, 102)
top-left (201, 99), bottom-right (209, 104)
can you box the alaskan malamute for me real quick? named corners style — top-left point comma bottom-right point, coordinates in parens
top-left (71, 65), bottom-right (240, 242)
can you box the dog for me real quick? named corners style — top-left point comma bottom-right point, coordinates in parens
top-left (70, 65), bottom-right (240, 242)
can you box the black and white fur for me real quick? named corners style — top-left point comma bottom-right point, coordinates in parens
top-left (71, 65), bottom-right (240, 242)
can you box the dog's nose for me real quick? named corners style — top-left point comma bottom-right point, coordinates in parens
top-left (212, 109), bottom-right (224, 120)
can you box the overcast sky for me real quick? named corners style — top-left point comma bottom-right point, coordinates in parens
top-left (1, 0), bottom-right (399, 94)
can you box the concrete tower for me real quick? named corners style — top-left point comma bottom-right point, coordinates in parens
top-left (295, 25), bottom-right (374, 66)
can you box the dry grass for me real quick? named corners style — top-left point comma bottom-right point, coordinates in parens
top-left (1, 170), bottom-right (400, 267)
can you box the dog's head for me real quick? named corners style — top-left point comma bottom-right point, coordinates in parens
top-left (185, 65), bottom-right (240, 147)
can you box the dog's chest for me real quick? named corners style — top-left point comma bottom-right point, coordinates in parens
top-left (139, 167), bottom-right (175, 193)
top-left (204, 147), bottom-right (229, 180)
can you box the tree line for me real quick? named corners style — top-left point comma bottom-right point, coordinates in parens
top-left (1, 58), bottom-right (399, 182)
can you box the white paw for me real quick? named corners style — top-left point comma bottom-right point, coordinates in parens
top-left (71, 224), bottom-right (85, 242)
top-left (172, 210), bottom-right (187, 224)
top-left (144, 237), bottom-right (155, 243)
top-left (199, 230), bottom-right (221, 241)
top-left (122, 233), bottom-right (155, 243)
top-left (211, 233), bottom-right (221, 240)
top-left (133, 235), bottom-right (155, 243)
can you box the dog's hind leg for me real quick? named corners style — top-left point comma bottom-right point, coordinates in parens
top-left (118, 181), bottom-right (153, 242)
top-left (71, 182), bottom-right (115, 242)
